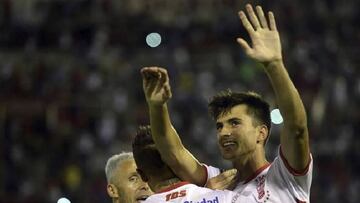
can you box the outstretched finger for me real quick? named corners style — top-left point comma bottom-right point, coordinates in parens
top-left (246, 4), bottom-right (261, 30)
top-left (268, 11), bottom-right (277, 31)
top-left (238, 11), bottom-right (255, 34)
top-left (214, 169), bottom-right (237, 184)
top-left (256, 5), bottom-right (268, 29)
top-left (205, 169), bottom-right (237, 190)
top-left (236, 38), bottom-right (252, 56)
top-left (220, 169), bottom-right (237, 179)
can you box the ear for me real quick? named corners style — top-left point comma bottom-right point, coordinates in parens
top-left (107, 183), bottom-right (120, 198)
top-left (256, 125), bottom-right (269, 144)
top-left (136, 168), bottom-right (149, 182)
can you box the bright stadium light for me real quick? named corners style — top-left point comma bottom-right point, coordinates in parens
top-left (146, 32), bottom-right (162, 48)
top-left (271, 108), bottom-right (283, 124)
top-left (57, 197), bottom-right (71, 203)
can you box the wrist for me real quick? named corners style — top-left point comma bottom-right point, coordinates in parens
top-left (148, 102), bottom-right (167, 108)
top-left (263, 59), bottom-right (284, 70)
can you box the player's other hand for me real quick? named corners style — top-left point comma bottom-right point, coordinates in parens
top-left (141, 67), bottom-right (172, 106)
top-left (237, 4), bottom-right (282, 65)
top-left (205, 169), bottom-right (238, 190)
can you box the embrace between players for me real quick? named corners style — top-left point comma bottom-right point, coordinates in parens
top-left (105, 4), bottom-right (312, 203)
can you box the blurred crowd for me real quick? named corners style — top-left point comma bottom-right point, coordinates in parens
top-left (0, 0), bottom-right (359, 202)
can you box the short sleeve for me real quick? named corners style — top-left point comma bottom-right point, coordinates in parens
top-left (202, 164), bottom-right (222, 183)
top-left (268, 148), bottom-right (313, 202)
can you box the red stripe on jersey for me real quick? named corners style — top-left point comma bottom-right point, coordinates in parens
top-left (201, 164), bottom-right (208, 187)
top-left (244, 163), bottom-right (271, 184)
top-left (280, 146), bottom-right (311, 176)
top-left (295, 198), bottom-right (307, 203)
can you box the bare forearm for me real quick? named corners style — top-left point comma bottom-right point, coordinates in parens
top-left (148, 103), bottom-right (206, 185)
top-left (142, 66), bottom-right (206, 184)
top-left (148, 104), bottom-right (183, 149)
top-left (264, 60), bottom-right (307, 128)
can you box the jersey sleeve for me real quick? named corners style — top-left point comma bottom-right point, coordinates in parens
top-left (202, 164), bottom-right (222, 183)
top-left (269, 147), bottom-right (313, 202)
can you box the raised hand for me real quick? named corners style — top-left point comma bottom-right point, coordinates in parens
top-left (237, 4), bottom-right (282, 64)
top-left (141, 67), bottom-right (172, 106)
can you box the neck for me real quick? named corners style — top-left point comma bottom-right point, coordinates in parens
top-left (232, 146), bottom-right (269, 182)
top-left (153, 177), bottom-right (182, 192)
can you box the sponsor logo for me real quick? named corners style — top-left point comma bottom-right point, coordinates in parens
top-left (166, 190), bottom-right (187, 201)
top-left (183, 196), bottom-right (219, 203)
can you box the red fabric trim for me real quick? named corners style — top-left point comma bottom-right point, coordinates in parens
top-left (201, 164), bottom-right (208, 187)
top-left (243, 163), bottom-right (271, 184)
top-left (157, 181), bottom-right (190, 193)
top-left (295, 198), bottom-right (306, 203)
top-left (280, 146), bottom-right (311, 176)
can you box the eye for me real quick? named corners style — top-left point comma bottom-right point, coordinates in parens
top-left (230, 120), bottom-right (240, 127)
top-left (129, 175), bottom-right (139, 182)
top-left (216, 123), bottom-right (223, 131)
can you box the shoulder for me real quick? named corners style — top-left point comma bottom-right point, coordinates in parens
top-left (269, 148), bottom-right (313, 178)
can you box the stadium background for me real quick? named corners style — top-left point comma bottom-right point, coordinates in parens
top-left (0, 0), bottom-right (359, 202)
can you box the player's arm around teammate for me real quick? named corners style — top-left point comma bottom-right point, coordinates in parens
top-left (237, 4), bottom-right (310, 172)
top-left (141, 67), bottom-right (208, 186)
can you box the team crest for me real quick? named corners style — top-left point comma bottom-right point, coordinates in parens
top-left (255, 175), bottom-right (270, 202)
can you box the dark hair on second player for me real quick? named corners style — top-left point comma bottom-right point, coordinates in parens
top-left (208, 90), bottom-right (271, 142)
top-left (132, 125), bottom-right (167, 177)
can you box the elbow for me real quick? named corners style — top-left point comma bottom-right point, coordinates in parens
top-left (287, 119), bottom-right (308, 139)
top-left (293, 126), bottom-right (307, 140)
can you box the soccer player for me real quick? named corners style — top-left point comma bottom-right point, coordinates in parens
top-left (105, 152), bottom-right (153, 203)
top-left (132, 125), bottom-right (246, 203)
top-left (141, 4), bottom-right (312, 203)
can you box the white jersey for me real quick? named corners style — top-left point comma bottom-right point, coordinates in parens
top-left (142, 181), bottom-right (245, 203)
top-left (205, 148), bottom-right (313, 203)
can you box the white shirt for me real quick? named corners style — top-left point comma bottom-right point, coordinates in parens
top-left (142, 181), bottom-right (245, 203)
top-left (205, 148), bottom-right (313, 203)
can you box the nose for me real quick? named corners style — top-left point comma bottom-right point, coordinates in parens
top-left (138, 182), bottom-right (150, 191)
top-left (218, 126), bottom-right (232, 138)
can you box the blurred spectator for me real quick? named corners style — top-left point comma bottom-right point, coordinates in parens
top-left (0, 0), bottom-right (359, 202)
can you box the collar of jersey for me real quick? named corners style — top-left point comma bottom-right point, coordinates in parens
top-left (243, 163), bottom-right (271, 184)
top-left (157, 181), bottom-right (190, 194)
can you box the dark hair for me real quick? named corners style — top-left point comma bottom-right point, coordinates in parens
top-left (208, 90), bottom-right (271, 140)
top-left (132, 125), bottom-right (167, 176)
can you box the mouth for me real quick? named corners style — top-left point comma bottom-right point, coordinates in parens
top-left (136, 195), bottom-right (150, 201)
top-left (220, 140), bottom-right (237, 148)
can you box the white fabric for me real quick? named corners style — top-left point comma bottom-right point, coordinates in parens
top-left (205, 150), bottom-right (313, 203)
top-left (142, 182), bottom-right (244, 203)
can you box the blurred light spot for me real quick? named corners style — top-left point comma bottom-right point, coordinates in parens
top-left (146, 33), bottom-right (161, 47)
top-left (271, 109), bottom-right (283, 124)
top-left (57, 197), bottom-right (71, 203)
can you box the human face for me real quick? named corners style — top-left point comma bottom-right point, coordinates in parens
top-left (112, 159), bottom-right (153, 203)
top-left (215, 104), bottom-right (260, 160)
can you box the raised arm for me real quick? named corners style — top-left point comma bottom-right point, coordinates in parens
top-left (237, 5), bottom-right (310, 171)
top-left (141, 67), bottom-right (207, 185)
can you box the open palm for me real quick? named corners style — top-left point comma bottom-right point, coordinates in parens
top-left (237, 5), bottom-right (282, 63)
